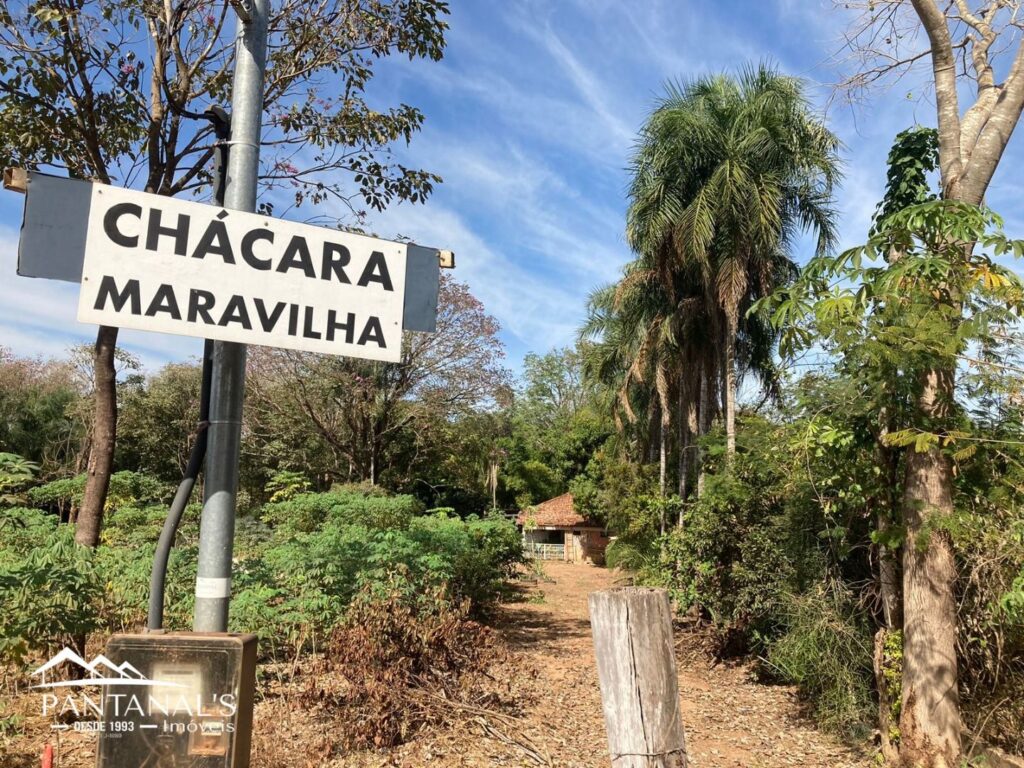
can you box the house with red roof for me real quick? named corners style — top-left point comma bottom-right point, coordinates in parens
top-left (515, 493), bottom-right (609, 564)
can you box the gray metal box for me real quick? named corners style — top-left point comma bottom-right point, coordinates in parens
top-left (96, 633), bottom-right (257, 768)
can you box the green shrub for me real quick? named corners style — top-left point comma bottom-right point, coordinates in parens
top-left (763, 585), bottom-right (875, 739)
top-left (605, 538), bottom-right (656, 573)
top-left (0, 453), bottom-right (39, 506)
top-left (229, 497), bottom-right (521, 655)
top-left (0, 485), bottom-right (521, 667)
top-left (264, 470), bottom-right (311, 502)
top-left (659, 472), bottom-right (798, 638)
top-left (0, 528), bottom-right (103, 665)
top-left (0, 507), bottom-right (58, 566)
top-left (260, 487), bottom-right (423, 532)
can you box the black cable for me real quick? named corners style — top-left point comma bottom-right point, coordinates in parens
top-left (147, 340), bottom-right (214, 631)
top-left (146, 105), bottom-right (229, 631)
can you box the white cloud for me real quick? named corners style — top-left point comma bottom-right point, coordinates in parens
top-left (531, 27), bottom-right (636, 152)
top-left (372, 199), bottom-right (587, 359)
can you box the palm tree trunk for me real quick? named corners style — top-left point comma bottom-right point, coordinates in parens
top-left (659, 417), bottom-right (667, 501)
top-left (489, 460), bottom-right (498, 510)
top-left (677, 386), bottom-right (687, 506)
top-left (724, 315), bottom-right (737, 461)
top-left (76, 324), bottom-right (118, 548)
top-left (697, 364), bottom-right (709, 498)
top-left (685, 394), bottom-right (698, 501)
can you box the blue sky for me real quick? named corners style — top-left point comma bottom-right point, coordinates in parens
top-left (2, 0), bottom-right (1023, 373)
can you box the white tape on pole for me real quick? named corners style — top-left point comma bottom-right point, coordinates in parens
top-left (195, 577), bottom-right (232, 599)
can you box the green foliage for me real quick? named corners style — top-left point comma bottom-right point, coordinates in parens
top-left (0, 350), bottom-right (83, 473)
top-left (872, 126), bottom-right (939, 228)
top-left (571, 447), bottom-right (659, 533)
top-left (29, 470), bottom-right (167, 511)
top-left (0, 507), bottom-right (57, 567)
top-left (744, 196), bottom-right (1024, 747)
top-left (621, 402), bottom-right (883, 735)
top-left (659, 466), bottom-right (801, 635)
top-left (233, 503), bottom-right (521, 651)
top-left (260, 487), bottom-right (423, 533)
top-left (881, 630), bottom-right (903, 744)
top-left (1004, 575), bottom-right (1024, 623)
top-left (764, 586), bottom-right (875, 739)
top-left (265, 470), bottom-right (311, 502)
top-left (0, 528), bottom-right (103, 665)
top-left (760, 201), bottom-right (1024, 443)
top-left (116, 362), bottom-right (203, 483)
top-left (503, 459), bottom-right (561, 508)
top-left (479, 344), bottom-right (612, 512)
top-left (0, 480), bottom-right (521, 668)
top-left (0, 453), bottom-right (39, 506)
top-left (0, 0), bottom-right (449, 220)
top-left (604, 538), bottom-right (657, 573)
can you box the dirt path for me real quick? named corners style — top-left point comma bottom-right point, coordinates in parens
top-left (498, 560), bottom-right (870, 768)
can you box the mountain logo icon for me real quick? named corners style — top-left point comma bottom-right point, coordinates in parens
top-left (31, 648), bottom-right (183, 689)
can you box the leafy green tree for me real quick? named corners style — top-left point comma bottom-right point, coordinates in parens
top-left (519, 347), bottom-right (587, 425)
top-left (762, 199), bottom-right (1024, 761)
top-left (578, 281), bottom-right (677, 503)
top-left (246, 277), bottom-right (510, 490)
top-left (0, 348), bottom-right (84, 474)
top-left (0, 0), bottom-right (450, 546)
top-left (117, 362), bottom-right (204, 482)
top-left (498, 345), bottom-right (611, 508)
top-left (840, 5), bottom-right (1024, 761)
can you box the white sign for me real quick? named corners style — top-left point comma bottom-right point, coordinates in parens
top-left (76, 185), bottom-right (407, 362)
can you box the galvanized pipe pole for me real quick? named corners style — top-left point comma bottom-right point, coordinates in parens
top-left (194, 0), bottom-right (268, 632)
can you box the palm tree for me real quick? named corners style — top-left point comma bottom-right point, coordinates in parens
top-left (580, 281), bottom-right (672, 492)
top-left (628, 64), bottom-right (840, 461)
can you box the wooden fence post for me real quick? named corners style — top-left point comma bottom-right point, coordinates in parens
top-left (589, 587), bottom-right (688, 768)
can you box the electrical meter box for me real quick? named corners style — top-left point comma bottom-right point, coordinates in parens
top-left (96, 632), bottom-right (257, 768)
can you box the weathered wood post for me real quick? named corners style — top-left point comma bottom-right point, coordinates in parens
top-left (589, 587), bottom-right (688, 768)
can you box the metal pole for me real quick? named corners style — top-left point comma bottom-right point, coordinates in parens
top-left (194, 0), bottom-right (267, 632)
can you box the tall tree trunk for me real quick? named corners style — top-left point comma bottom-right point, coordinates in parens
top-left (899, 5), bottom-right (1024, 764)
top-left (685, 395), bottom-right (698, 507)
top-left (723, 316), bottom-right (737, 461)
top-left (677, 385), bottom-right (691, 533)
top-left (659, 417), bottom-right (667, 503)
top-left (870, 410), bottom-right (904, 765)
top-left (491, 461), bottom-right (498, 510)
top-left (677, 386), bottom-right (686, 500)
top-left (76, 325), bottom-right (118, 548)
top-left (697, 366), bottom-right (709, 498)
top-left (899, 374), bottom-right (960, 768)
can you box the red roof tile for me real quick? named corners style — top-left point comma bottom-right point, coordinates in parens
top-left (515, 493), bottom-right (600, 528)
